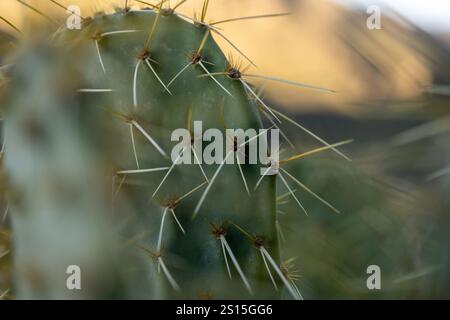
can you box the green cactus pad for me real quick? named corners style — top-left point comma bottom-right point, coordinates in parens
top-left (3, 9), bottom-right (282, 299)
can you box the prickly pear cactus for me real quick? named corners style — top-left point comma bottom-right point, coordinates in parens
top-left (0, 0), bottom-right (347, 300)
top-left (2, 6), bottom-right (285, 299)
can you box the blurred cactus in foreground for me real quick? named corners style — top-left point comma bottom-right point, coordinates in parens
top-left (1, 25), bottom-right (18, 300)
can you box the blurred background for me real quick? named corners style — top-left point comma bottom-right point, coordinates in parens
top-left (1, 0), bottom-right (450, 299)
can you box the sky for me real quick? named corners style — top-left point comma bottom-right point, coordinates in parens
top-left (333, 0), bottom-right (450, 32)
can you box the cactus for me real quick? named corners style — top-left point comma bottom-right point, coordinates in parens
top-left (0, 1), bottom-right (348, 299)
top-left (0, 25), bottom-right (18, 300)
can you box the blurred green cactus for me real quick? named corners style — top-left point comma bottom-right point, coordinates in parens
top-left (0, 27), bottom-right (17, 300)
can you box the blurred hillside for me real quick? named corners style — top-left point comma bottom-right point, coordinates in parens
top-left (1, 0), bottom-right (449, 114)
